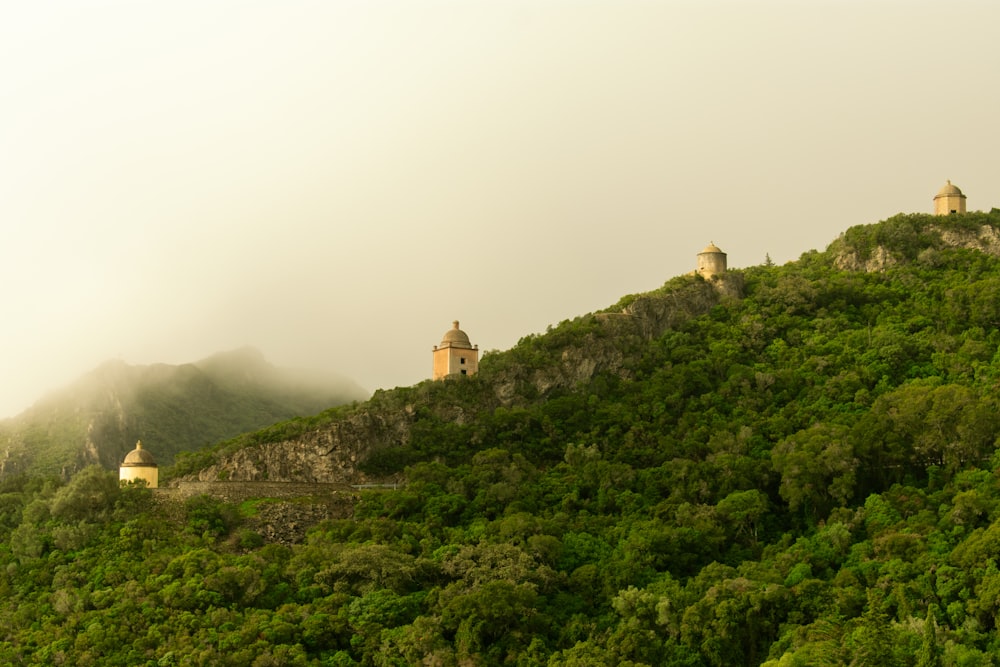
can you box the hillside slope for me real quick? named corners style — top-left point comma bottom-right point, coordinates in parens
top-left (169, 274), bottom-right (745, 483)
top-left (0, 347), bottom-right (367, 478)
top-left (173, 211), bottom-right (1000, 490)
top-left (4, 211), bottom-right (1000, 665)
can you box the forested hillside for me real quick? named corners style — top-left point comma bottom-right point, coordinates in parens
top-left (0, 347), bottom-right (367, 479)
top-left (2, 212), bottom-right (1000, 665)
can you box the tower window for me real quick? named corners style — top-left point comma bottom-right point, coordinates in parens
top-left (460, 357), bottom-right (466, 364)
top-left (461, 369), bottom-right (467, 375)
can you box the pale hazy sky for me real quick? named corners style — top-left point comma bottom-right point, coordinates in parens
top-left (1, 1), bottom-right (998, 418)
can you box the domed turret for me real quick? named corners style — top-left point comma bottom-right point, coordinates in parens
top-left (439, 321), bottom-right (472, 348)
top-left (119, 440), bottom-right (158, 488)
top-left (696, 242), bottom-right (727, 278)
top-left (934, 180), bottom-right (967, 215)
top-left (433, 321), bottom-right (479, 380)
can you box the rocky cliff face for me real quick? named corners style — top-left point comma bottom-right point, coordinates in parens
top-left (188, 409), bottom-right (415, 485)
top-left (832, 221), bottom-right (1000, 272)
top-left (180, 275), bottom-right (744, 484)
top-left (937, 224), bottom-right (1000, 255)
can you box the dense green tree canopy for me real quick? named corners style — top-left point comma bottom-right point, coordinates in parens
top-left (2, 212), bottom-right (1000, 665)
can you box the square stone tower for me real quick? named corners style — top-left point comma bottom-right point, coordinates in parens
top-left (433, 321), bottom-right (479, 380)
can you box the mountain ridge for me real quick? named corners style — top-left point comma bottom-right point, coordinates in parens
top-left (168, 210), bottom-right (1000, 487)
top-left (168, 274), bottom-right (746, 485)
top-left (0, 347), bottom-right (368, 478)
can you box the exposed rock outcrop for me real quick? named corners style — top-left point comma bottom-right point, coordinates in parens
top-left (832, 221), bottom-right (1000, 273)
top-left (834, 244), bottom-right (897, 272)
top-left (937, 224), bottom-right (1000, 255)
top-left (187, 411), bottom-right (412, 484)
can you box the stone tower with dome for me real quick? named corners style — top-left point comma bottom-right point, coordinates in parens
top-left (696, 242), bottom-right (727, 278)
top-left (934, 180), bottom-right (967, 215)
top-left (433, 321), bottom-right (479, 380)
top-left (119, 440), bottom-right (158, 488)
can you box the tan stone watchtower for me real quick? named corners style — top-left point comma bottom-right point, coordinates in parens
top-left (119, 440), bottom-right (158, 488)
top-left (934, 180), bottom-right (967, 215)
top-left (433, 321), bottom-right (479, 380)
top-left (696, 242), bottom-right (727, 278)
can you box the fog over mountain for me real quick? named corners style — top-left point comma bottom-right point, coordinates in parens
top-left (2, 0), bottom-right (998, 418)
top-left (0, 347), bottom-right (368, 478)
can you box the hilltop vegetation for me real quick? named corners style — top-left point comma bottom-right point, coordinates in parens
top-left (2, 212), bottom-right (1000, 665)
top-left (0, 347), bottom-right (367, 479)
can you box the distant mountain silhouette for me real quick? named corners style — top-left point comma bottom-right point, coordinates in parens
top-left (0, 348), bottom-right (368, 478)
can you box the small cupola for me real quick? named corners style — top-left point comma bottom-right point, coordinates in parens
top-left (934, 180), bottom-right (967, 215)
top-left (696, 242), bottom-right (727, 278)
top-left (119, 440), bottom-right (159, 488)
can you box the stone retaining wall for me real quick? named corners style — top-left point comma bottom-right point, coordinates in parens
top-left (160, 480), bottom-right (357, 503)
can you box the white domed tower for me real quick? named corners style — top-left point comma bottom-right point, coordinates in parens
top-left (697, 242), bottom-right (727, 278)
top-left (934, 180), bottom-right (967, 215)
top-left (119, 440), bottom-right (158, 488)
top-left (433, 321), bottom-right (479, 380)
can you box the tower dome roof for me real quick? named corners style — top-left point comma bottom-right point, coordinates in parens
top-left (440, 321), bottom-right (472, 347)
top-left (122, 441), bottom-right (157, 467)
top-left (936, 180), bottom-right (964, 197)
top-left (700, 242), bottom-right (724, 254)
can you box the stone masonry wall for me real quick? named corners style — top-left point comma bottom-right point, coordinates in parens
top-left (162, 480), bottom-right (357, 503)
